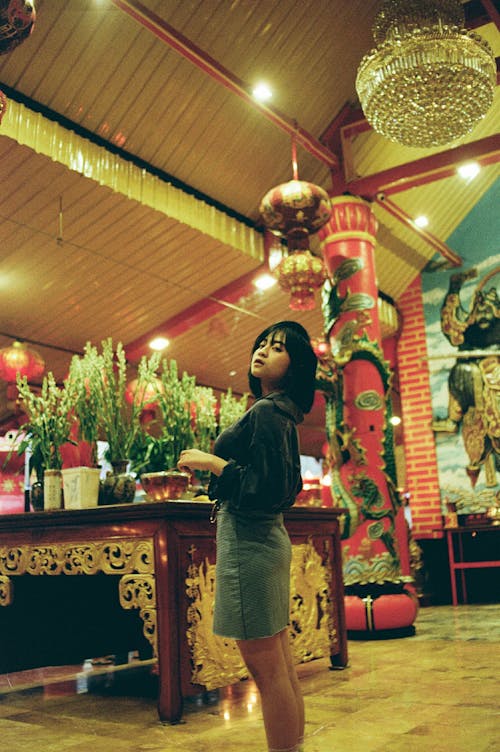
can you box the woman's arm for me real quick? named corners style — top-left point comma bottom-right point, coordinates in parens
top-left (177, 448), bottom-right (228, 477)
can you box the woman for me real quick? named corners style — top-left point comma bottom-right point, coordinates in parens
top-left (178, 320), bottom-right (317, 752)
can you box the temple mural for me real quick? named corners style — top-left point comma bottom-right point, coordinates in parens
top-left (422, 179), bottom-right (499, 517)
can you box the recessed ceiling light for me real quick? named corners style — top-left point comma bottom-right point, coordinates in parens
top-left (149, 336), bottom-right (170, 351)
top-left (254, 273), bottom-right (277, 291)
top-left (457, 162), bottom-right (480, 180)
top-left (252, 82), bottom-right (273, 102)
top-left (414, 215), bottom-right (429, 228)
top-left (390, 415), bottom-right (402, 426)
top-left (229, 369), bottom-right (237, 377)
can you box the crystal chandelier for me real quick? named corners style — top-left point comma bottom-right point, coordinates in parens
top-left (355, 0), bottom-right (496, 148)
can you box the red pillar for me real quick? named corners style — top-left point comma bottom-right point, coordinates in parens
top-left (318, 196), bottom-right (418, 636)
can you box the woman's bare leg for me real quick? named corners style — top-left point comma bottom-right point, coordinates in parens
top-left (279, 628), bottom-right (304, 746)
top-left (237, 629), bottom-right (299, 751)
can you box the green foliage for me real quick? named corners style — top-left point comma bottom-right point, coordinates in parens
top-left (218, 388), bottom-right (248, 434)
top-left (16, 371), bottom-right (75, 471)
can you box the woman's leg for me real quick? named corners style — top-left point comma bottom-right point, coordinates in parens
top-left (278, 628), bottom-right (304, 748)
top-left (237, 629), bottom-right (299, 751)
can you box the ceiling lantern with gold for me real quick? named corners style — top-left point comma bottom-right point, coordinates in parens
top-left (259, 139), bottom-right (331, 310)
top-left (0, 1), bottom-right (36, 55)
top-left (355, 0), bottom-right (496, 148)
top-left (0, 340), bottom-right (45, 382)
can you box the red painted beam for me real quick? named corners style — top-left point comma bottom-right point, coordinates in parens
top-left (125, 264), bottom-right (266, 362)
top-left (111, 0), bottom-right (338, 171)
top-left (374, 196), bottom-right (462, 267)
top-left (346, 133), bottom-right (500, 200)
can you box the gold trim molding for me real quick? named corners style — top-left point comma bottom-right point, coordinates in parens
top-left (0, 539), bottom-right (157, 656)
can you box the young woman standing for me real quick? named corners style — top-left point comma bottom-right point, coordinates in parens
top-left (178, 321), bottom-right (317, 752)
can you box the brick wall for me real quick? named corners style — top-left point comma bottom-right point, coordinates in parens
top-left (397, 277), bottom-right (442, 538)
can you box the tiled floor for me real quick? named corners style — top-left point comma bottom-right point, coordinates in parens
top-left (1, 603), bottom-right (499, 751)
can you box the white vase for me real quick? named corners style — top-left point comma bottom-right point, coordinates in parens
top-left (62, 467), bottom-right (101, 509)
top-left (44, 469), bottom-right (63, 510)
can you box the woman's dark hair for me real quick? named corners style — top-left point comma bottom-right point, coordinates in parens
top-left (248, 321), bottom-right (317, 413)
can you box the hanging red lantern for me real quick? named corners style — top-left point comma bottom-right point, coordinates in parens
top-left (0, 90), bottom-right (6, 125)
top-left (275, 251), bottom-right (327, 311)
top-left (0, 1), bottom-right (36, 56)
top-left (259, 179), bottom-right (332, 251)
top-left (0, 340), bottom-right (45, 382)
top-left (125, 377), bottom-right (163, 409)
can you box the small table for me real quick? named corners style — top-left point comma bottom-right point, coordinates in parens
top-left (443, 525), bottom-right (500, 606)
top-left (0, 501), bottom-right (347, 722)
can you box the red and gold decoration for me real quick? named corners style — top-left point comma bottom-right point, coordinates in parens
top-left (0, 90), bottom-right (7, 125)
top-left (0, 340), bottom-right (45, 382)
top-left (259, 133), bottom-right (331, 310)
top-left (356, 0), bottom-right (496, 147)
top-left (0, 0), bottom-right (36, 56)
top-left (275, 250), bottom-right (327, 311)
top-left (125, 376), bottom-right (163, 409)
top-left (318, 196), bottom-right (418, 636)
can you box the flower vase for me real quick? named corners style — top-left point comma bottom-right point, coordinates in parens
top-left (99, 460), bottom-right (136, 505)
top-left (44, 469), bottom-right (63, 510)
top-left (30, 481), bottom-right (44, 511)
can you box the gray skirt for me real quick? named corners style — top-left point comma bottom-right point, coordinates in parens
top-left (213, 504), bottom-right (292, 640)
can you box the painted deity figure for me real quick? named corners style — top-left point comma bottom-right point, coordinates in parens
top-left (433, 267), bottom-right (500, 487)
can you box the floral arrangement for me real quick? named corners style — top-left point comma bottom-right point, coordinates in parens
top-left (218, 388), bottom-right (248, 434)
top-left (79, 338), bottom-right (160, 465)
top-left (15, 371), bottom-right (75, 472)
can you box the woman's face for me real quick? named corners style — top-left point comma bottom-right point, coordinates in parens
top-left (250, 331), bottom-right (291, 394)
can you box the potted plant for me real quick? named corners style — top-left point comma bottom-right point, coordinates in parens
top-left (15, 371), bottom-right (76, 510)
top-left (132, 358), bottom-right (195, 501)
top-left (79, 338), bottom-right (160, 504)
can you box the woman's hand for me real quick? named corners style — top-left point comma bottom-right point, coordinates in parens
top-left (177, 449), bottom-right (227, 477)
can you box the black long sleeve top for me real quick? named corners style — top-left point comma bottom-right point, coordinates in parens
top-left (208, 391), bottom-right (303, 517)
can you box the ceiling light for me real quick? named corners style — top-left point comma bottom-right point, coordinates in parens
top-left (457, 162), bottom-right (480, 181)
top-left (252, 82), bottom-right (273, 102)
top-left (414, 215), bottom-right (429, 228)
top-left (229, 370), bottom-right (237, 377)
top-left (390, 415), bottom-right (402, 426)
top-left (149, 336), bottom-right (170, 351)
top-left (253, 273), bottom-right (277, 291)
top-left (355, 0), bottom-right (496, 147)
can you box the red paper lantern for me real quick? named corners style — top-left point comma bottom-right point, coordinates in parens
top-left (275, 250), bottom-right (327, 311)
top-left (259, 179), bottom-right (332, 250)
top-left (125, 377), bottom-right (162, 409)
top-left (0, 340), bottom-right (45, 382)
top-left (0, 0), bottom-right (36, 56)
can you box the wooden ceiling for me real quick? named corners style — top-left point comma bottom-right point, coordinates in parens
top-left (0, 0), bottom-right (499, 456)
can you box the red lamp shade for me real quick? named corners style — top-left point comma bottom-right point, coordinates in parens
top-left (0, 0), bottom-right (36, 56)
top-left (125, 377), bottom-right (162, 409)
top-left (275, 251), bottom-right (327, 311)
top-left (259, 179), bottom-right (332, 250)
top-left (0, 90), bottom-right (6, 125)
top-left (0, 340), bottom-right (45, 382)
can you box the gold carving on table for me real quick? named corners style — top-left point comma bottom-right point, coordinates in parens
top-left (0, 539), bottom-right (156, 649)
top-left (186, 554), bottom-right (248, 691)
top-left (289, 541), bottom-right (333, 662)
top-left (186, 540), bottom-right (334, 690)
top-left (119, 574), bottom-right (157, 656)
top-left (0, 575), bottom-right (12, 606)
top-left (0, 539), bottom-right (154, 576)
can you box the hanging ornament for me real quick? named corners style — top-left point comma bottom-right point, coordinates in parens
top-left (0, 340), bottom-right (45, 382)
top-left (275, 251), bottom-right (327, 311)
top-left (0, 90), bottom-right (7, 125)
top-left (0, 1), bottom-right (36, 56)
top-left (125, 377), bottom-right (163, 409)
top-left (259, 130), bottom-right (331, 310)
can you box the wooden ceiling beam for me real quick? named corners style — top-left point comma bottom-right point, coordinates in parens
top-left (111, 0), bottom-right (338, 171)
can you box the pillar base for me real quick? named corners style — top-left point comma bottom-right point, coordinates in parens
top-left (345, 583), bottom-right (419, 639)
